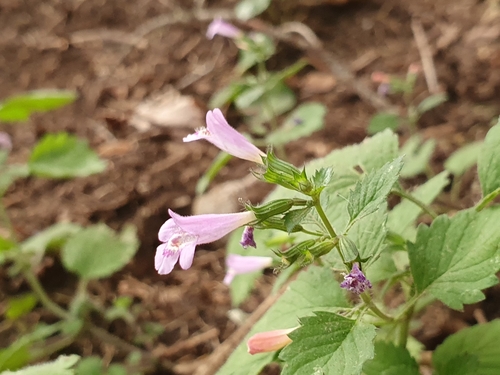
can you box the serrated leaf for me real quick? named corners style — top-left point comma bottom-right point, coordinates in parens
top-left (266, 103), bottom-right (327, 146)
top-left (347, 157), bottom-right (403, 223)
top-left (417, 92), bottom-right (448, 115)
top-left (367, 113), bottom-right (400, 134)
top-left (444, 141), bottom-right (482, 177)
top-left (2, 355), bottom-right (80, 375)
top-left (29, 133), bottom-right (106, 178)
top-left (5, 294), bottom-right (37, 320)
top-left (363, 341), bottom-right (419, 375)
top-left (279, 311), bottom-right (376, 375)
top-left (217, 266), bottom-right (349, 375)
top-left (388, 171), bottom-right (449, 241)
top-left (400, 135), bottom-right (436, 178)
top-left (478, 119), bottom-right (500, 197)
top-left (61, 224), bottom-right (139, 279)
top-left (235, 0), bottom-right (271, 20)
top-left (0, 90), bottom-right (77, 122)
top-left (433, 320), bottom-right (500, 375)
top-left (408, 207), bottom-right (500, 310)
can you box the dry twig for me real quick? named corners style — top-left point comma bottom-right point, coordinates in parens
top-left (411, 19), bottom-right (440, 94)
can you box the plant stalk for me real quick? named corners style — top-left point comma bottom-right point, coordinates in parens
top-left (391, 188), bottom-right (438, 219)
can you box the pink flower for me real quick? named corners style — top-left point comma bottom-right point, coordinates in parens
top-left (247, 328), bottom-right (296, 355)
top-left (0, 132), bottom-right (12, 151)
top-left (155, 209), bottom-right (256, 275)
top-left (223, 254), bottom-right (273, 285)
top-left (183, 109), bottom-right (265, 164)
top-left (206, 18), bottom-right (242, 40)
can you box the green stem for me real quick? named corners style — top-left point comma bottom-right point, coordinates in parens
top-left (313, 200), bottom-right (337, 238)
top-left (391, 188), bottom-right (438, 219)
top-left (475, 187), bottom-right (500, 212)
top-left (23, 269), bottom-right (69, 320)
top-left (30, 334), bottom-right (76, 361)
top-left (360, 292), bottom-right (394, 322)
top-left (398, 305), bottom-right (414, 347)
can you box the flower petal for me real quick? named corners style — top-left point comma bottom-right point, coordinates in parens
top-left (158, 218), bottom-right (178, 242)
top-left (155, 244), bottom-right (180, 275)
top-left (205, 109), bottom-right (265, 163)
top-left (179, 241), bottom-right (197, 270)
top-left (206, 18), bottom-right (241, 40)
top-left (226, 254), bottom-right (273, 274)
top-left (169, 209), bottom-right (255, 245)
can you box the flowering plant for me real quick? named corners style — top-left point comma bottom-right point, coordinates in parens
top-left (158, 106), bottom-right (500, 375)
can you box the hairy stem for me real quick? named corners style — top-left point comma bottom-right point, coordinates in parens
top-left (398, 305), bottom-right (414, 347)
top-left (360, 292), bottom-right (394, 322)
top-left (391, 188), bottom-right (438, 219)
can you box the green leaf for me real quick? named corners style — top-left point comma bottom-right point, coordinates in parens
top-left (226, 130), bottom-right (399, 304)
top-left (433, 320), bottom-right (500, 375)
top-left (367, 113), bottom-right (400, 134)
top-left (1, 355), bottom-right (79, 375)
top-left (363, 341), bottom-right (420, 375)
top-left (445, 141), bottom-right (482, 177)
top-left (61, 224), bottom-right (139, 279)
top-left (417, 92), bottom-right (448, 115)
top-left (265, 103), bottom-right (327, 146)
top-left (0, 164), bottom-right (30, 195)
top-left (237, 81), bottom-right (296, 125)
top-left (400, 135), bottom-right (436, 178)
top-left (106, 364), bottom-right (127, 375)
top-left (218, 266), bottom-right (349, 375)
top-left (347, 157), bottom-right (403, 223)
top-left (478, 119), bottom-right (500, 196)
top-left (408, 207), bottom-right (500, 310)
top-left (209, 81), bottom-right (249, 108)
top-left (237, 34), bottom-right (275, 72)
top-left (75, 356), bottom-right (102, 375)
top-left (235, 0), bottom-right (271, 20)
top-left (21, 222), bottom-right (82, 258)
top-left (284, 207), bottom-right (312, 234)
top-left (387, 171), bottom-right (449, 241)
top-left (0, 90), bottom-right (77, 122)
top-left (29, 132), bottom-right (106, 178)
top-left (5, 294), bottom-right (38, 320)
top-left (279, 311), bottom-right (376, 375)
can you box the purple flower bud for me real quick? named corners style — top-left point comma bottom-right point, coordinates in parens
top-left (340, 263), bottom-right (372, 294)
top-left (240, 226), bottom-right (256, 249)
top-left (206, 18), bottom-right (242, 40)
top-left (184, 109), bottom-right (265, 164)
top-left (377, 83), bottom-right (391, 97)
top-left (155, 209), bottom-right (256, 275)
top-left (0, 132), bottom-right (12, 152)
top-left (223, 254), bottom-right (273, 285)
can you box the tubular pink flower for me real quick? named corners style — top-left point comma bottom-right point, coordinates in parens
top-left (155, 209), bottom-right (256, 275)
top-left (206, 18), bottom-right (242, 40)
top-left (183, 109), bottom-right (265, 164)
top-left (223, 254), bottom-right (273, 285)
top-left (247, 328), bottom-right (296, 355)
top-left (0, 132), bottom-right (12, 151)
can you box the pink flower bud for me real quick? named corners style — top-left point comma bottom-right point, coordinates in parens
top-left (183, 109), bottom-right (265, 164)
top-left (247, 328), bottom-right (295, 355)
top-left (340, 262), bottom-right (372, 294)
top-left (155, 210), bottom-right (255, 275)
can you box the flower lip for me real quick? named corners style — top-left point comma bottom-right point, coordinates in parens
top-left (155, 209), bottom-right (256, 275)
top-left (240, 226), bottom-right (256, 248)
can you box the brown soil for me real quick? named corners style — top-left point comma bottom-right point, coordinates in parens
top-left (1, 0), bottom-right (499, 373)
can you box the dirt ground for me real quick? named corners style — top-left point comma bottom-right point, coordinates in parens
top-left (1, 0), bottom-right (500, 373)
